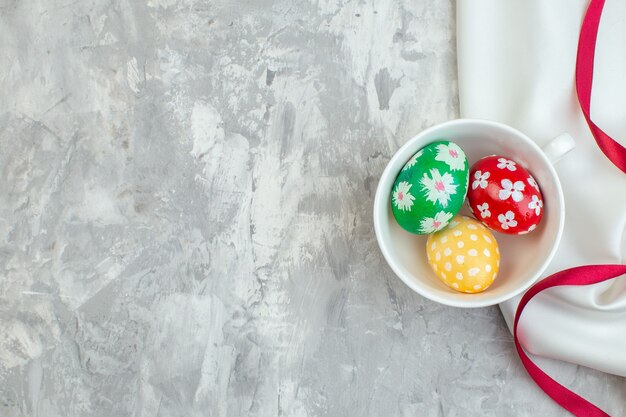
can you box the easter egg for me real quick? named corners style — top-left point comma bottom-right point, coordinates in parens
top-left (467, 156), bottom-right (544, 235)
top-left (391, 141), bottom-right (469, 234)
top-left (426, 215), bottom-right (500, 293)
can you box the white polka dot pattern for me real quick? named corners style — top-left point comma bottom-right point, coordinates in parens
top-left (426, 215), bottom-right (501, 293)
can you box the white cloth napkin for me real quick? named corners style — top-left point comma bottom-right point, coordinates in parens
top-left (457, 0), bottom-right (626, 377)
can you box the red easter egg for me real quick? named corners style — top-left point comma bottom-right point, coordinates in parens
top-left (467, 156), bottom-right (544, 235)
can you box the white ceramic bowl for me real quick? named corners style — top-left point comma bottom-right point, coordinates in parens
top-left (373, 119), bottom-right (568, 308)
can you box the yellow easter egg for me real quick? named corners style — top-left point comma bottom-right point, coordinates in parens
top-left (426, 215), bottom-right (500, 293)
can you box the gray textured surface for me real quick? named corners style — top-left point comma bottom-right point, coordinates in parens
top-left (1, 1), bottom-right (624, 416)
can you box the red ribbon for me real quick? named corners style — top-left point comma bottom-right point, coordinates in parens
top-left (576, 0), bottom-right (626, 174)
top-left (514, 1), bottom-right (626, 415)
top-left (513, 265), bottom-right (626, 417)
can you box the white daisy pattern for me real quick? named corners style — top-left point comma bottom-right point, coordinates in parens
top-left (419, 211), bottom-right (453, 234)
top-left (435, 143), bottom-right (466, 171)
top-left (528, 195), bottom-right (543, 216)
top-left (402, 150), bottom-right (424, 171)
top-left (498, 179), bottom-right (525, 202)
top-left (476, 202), bottom-right (491, 218)
top-left (498, 210), bottom-right (518, 230)
top-left (497, 158), bottom-right (517, 171)
top-left (392, 181), bottom-right (415, 211)
top-left (472, 170), bottom-right (490, 190)
top-left (420, 168), bottom-right (458, 207)
top-left (527, 176), bottom-right (540, 191)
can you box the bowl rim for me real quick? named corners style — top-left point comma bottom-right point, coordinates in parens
top-left (372, 118), bottom-right (565, 308)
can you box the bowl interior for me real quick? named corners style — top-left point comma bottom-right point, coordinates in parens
top-left (374, 120), bottom-right (563, 307)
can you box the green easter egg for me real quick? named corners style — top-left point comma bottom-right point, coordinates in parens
top-left (391, 141), bottom-right (469, 234)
